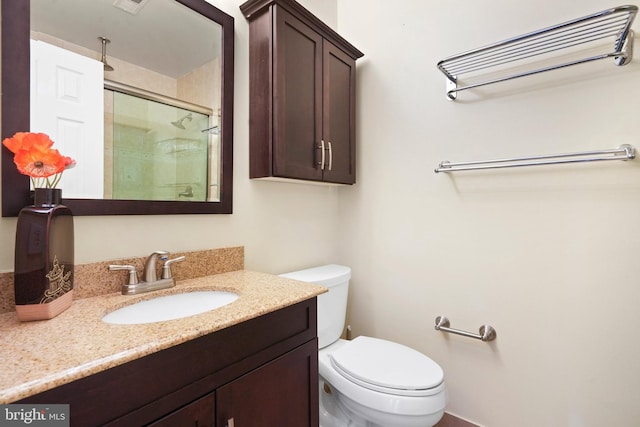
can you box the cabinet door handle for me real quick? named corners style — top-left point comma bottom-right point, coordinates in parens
top-left (318, 140), bottom-right (326, 170)
top-left (327, 141), bottom-right (333, 171)
top-left (226, 418), bottom-right (235, 427)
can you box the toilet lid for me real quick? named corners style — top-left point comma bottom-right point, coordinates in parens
top-left (329, 336), bottom-right (444, 396)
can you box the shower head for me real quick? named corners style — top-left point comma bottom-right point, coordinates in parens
top-left (171, 113), bottom-right (193, 130)
top-left (99, 36), bottom-right (114, 71)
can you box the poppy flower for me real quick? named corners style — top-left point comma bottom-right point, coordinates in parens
top-left (13, 145), bottom-right (66, 178)
top-left (3, 132), bottom-right (54, 154)
top-left (2, 132), bottom-right (75, 188)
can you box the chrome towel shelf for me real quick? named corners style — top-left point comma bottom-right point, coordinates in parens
top-left (435, 144), bottom-right (635, 173)
top-left (435, 316), bottom-right (497, 342)
top-left (437, 5), bottom-right (637, 100)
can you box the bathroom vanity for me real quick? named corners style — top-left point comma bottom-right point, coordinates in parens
top-left (0, 269), bottom-right (324, 426)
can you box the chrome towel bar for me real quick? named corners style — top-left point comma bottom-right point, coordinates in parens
top-left (435, 144), bottom-right (635, 173)
top-left (435, 316), bottom-right (497, 342)
top-left (437, 5), bottom-right (637, 100)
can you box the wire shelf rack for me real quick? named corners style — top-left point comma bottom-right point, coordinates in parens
top-left (437, 5), bottom-right (637, 100)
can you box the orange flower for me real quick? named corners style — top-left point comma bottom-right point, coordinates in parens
top-left (62, 155), bottom-right (76, 170)
top-left (2, 132), bottom-right (75, 187)
top-left (2, 132), bottom-right (54, 154)
top-left (14, 145), bottom-right (66, 178)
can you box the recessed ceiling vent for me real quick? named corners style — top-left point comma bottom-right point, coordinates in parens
top-left (112, 0), bottom-right (150, 16)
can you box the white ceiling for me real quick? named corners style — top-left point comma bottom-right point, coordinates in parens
top-left (30, 0), bottom-right (222, 78)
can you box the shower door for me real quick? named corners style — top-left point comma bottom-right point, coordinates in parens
top-left (107, 90), bottom-right (212, 202)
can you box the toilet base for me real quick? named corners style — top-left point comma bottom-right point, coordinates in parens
top-left (319, 377), bottom-right (445, 427)
top-left (320, 379), bottom-right (366, 427)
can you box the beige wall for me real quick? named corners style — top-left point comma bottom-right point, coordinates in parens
top-left (336, 0), bottom-right (640, 426)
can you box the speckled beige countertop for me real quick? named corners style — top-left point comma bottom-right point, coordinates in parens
top-left (0, 270), bottom-right (326, 404)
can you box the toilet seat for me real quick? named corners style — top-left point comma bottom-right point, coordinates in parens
top-left (329, 336), bottom-right (444, 397)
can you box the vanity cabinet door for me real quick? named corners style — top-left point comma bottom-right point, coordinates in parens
top-left (148, 392), bottom-right (215, 427)
top-left (216, 340), bottom-right (319, 427)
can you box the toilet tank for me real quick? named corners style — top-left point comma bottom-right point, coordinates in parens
top-left (280, 264), bottom-right (351, 349)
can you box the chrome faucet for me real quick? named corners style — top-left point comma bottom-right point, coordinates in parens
top-left (143, 250), bottom-right (169, 282)
top-left (109, 250), bottom-right (186, 295)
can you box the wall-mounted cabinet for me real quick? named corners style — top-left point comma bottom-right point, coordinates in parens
top-left (241, 0), bottom-right (364, 185)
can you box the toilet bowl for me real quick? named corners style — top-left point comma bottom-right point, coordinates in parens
top-left (280, 265), bottom-right (447, 427)
top-left (320, 337), bottom-right (447, 427)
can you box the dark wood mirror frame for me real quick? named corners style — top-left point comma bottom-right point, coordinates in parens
top-left (1, 0), bottom-right (234, 216)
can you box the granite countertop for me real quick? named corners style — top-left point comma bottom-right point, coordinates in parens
top-left (0, 270), bottom-right (326, 403)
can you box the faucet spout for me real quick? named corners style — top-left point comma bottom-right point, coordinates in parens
top-left (144, 250), bottom-right (169, 282)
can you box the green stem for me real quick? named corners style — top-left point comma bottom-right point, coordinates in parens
top-left (49, 173), bottom-right (62, 188)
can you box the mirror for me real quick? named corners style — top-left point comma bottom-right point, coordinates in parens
top-left (1, 0), bottom-right (234, 216)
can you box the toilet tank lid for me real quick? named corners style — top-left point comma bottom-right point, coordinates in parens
top-left (279, 264), bottom-right (351, 287)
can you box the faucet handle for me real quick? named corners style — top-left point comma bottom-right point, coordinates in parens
top-left (108, 264), bottom-right (139, 285)
top-left (161, 256), bottom-right (186, 279)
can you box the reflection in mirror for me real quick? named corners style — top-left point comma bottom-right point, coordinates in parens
top-left (105, 83), bottom-right (220, 202)
top-left (1, 0), bottom-right (234, 216)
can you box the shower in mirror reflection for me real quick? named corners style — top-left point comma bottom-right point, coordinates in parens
top-left (171, 113), bottom-right (193, 130)
top-left (108, 91), bottom-right (215, 202)
top-left (172, 113), bottom-right (220, 135)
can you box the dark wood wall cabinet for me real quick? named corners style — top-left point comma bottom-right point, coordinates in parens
top-left (241, 0), bottom-right (364, 185)
top-left (19, 299), bottom-right (319, 427)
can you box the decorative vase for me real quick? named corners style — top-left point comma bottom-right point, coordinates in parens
top-left (13, 188), bottom-right (74, 321)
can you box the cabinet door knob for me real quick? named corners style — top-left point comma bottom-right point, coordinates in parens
top-left (227, 418), bottom-right (235, 427)
top-left (327, 141), bottom-right (333, 171)
top-left (318, 140), bottom-right (326, 170)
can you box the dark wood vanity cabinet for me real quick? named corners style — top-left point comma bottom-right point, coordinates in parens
top-left (241, 0), bottom-right (363, 185)
top-left (216, 340), bottom-right (318, 426)
top-left (19, 299), bottom-right (319, 427)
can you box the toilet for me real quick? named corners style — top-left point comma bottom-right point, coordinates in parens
top-left (280, 265), bottom-right (447, 427)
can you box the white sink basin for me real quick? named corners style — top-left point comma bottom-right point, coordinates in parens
top-left (102, 290), bottom-right (239, 325)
